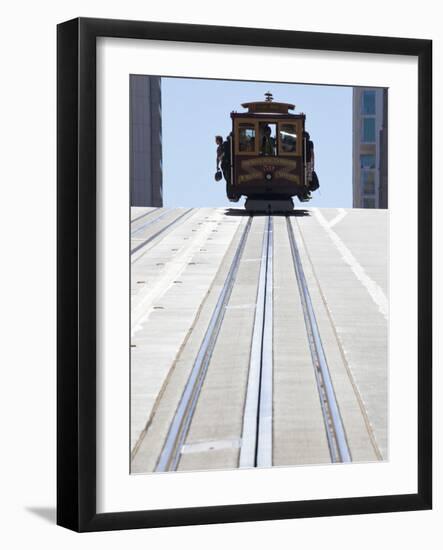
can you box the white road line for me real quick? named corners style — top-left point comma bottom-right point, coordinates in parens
top-left (328, 208), bottom-right (347, 228)
top-left (313, 209), bottom-right (388, 320)
top-left (131, 211), bottom-right (228, 336)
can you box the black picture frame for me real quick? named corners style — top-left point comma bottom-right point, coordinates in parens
top-left (57, 17), bottom-right (432, 532)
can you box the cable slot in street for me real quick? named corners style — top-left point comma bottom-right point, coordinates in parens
top-left (239, 215), bottom-right (274, 469)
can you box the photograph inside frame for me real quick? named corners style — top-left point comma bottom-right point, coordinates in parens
top-left (129, 75), bottom-right (388, 474)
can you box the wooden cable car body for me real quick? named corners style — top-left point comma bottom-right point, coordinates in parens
top-left (225, 95), bottom-right (315, 211)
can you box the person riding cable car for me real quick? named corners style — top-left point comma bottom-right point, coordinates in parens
top-left (261, 125), bottom-right (276, 156)
top-left (304, 131), bottom-right (320, 193)
top-left (214, 134), bottom-right (231, 185)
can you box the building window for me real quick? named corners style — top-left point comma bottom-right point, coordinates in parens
top-left (360, 154), bottom-right (376, 169)
top-left (363, 197), bottom-right (376, 208)
top-left (361, 90), bottom-right (376, 115)
top-left (362, 171), bottom-right (375, 195)
top-left (362, 117), bottom-right (376, 143)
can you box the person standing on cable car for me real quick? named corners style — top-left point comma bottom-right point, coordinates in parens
top-left (261, 125), bottom-right (276, 156)
top-left (303, 131), bottom-right (319, 192)
top-left (221, 135), bottom-right (231, 185)
top-left (215, 135), bottom-right (223, 172)
top-left (215, 134), bottom-right (231, 184)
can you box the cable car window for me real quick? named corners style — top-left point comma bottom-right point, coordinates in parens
top-left (279, 123), bottom-right (297, 154)
top-left (238, 124), bottom-right (256, 153)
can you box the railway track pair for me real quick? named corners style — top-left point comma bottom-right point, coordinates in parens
top-left (154, 215), bottom-right (351, 472)
top-left (131, 208), bottom-right (195, 257)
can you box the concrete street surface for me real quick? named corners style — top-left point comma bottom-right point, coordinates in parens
top-left (130, 207), bottom-right (388, 473)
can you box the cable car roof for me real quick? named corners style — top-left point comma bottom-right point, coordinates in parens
top-left (241, 92), bottom-right (295, 114)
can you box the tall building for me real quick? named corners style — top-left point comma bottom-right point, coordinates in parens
top-left (130, 75), bottom-right (163, 207)
top-left (352, 88), bottom-right (388, 209)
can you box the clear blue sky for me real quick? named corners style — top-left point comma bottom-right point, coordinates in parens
top-left (161, 77), bottom-right (352, 208)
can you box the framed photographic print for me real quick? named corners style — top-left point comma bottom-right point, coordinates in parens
top-left (57, 17), bottom-right (432, 532)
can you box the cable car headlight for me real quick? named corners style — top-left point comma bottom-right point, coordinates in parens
top-left (265, 173), bottom-right (273, 181)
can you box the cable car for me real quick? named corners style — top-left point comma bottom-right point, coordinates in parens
top-left (218, 93), bottom-right (319, 212)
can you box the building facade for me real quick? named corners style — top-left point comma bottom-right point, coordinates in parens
top-left (352, 88), bottom-right (388, 209)
top-left (130, 75), bottom-right (163, 207)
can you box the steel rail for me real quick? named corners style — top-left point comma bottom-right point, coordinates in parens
top-left (239, 216), bottom-right (273, 469)
top-left (131, 207), bottom-right (161, 225)
top-left (286, 217), bottom-right (351, 463)
top-left (131, 209), bottom-right (178, 237)
top-left (131, 208), bottom-right (194, 256)
top-left (155, 216), bottom-right (253, 472)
